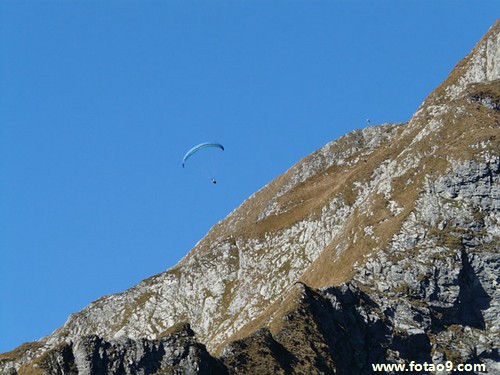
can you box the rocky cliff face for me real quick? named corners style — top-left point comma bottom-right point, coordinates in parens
top-left (2, 20), bottom-right (499, 375)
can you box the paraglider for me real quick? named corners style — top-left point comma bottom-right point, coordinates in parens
top-left (182, 142), bottom-right (224, 184)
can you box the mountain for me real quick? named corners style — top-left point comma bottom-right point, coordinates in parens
top-left (2, 19), bottom-right (500, 375)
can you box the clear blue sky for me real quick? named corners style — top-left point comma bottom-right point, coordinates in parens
top-left (1, 1), bottom-right (498, 353)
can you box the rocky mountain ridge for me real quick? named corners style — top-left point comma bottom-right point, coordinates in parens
top-left (2, 19), bottom-right (499, 375)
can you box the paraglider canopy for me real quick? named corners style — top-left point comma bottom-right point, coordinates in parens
top-left (182, 142), bottom-right (224, 184)
top-left (182, 142), bottom-right (224, 168)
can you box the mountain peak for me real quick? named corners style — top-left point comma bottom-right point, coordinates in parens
top-left (445, 18), bottom-right (500, 94)
top-left (413, 18), bottom-right (500, 117)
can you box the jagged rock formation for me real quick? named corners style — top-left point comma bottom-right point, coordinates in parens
top-left (2, 19), bottom-right (500, 375)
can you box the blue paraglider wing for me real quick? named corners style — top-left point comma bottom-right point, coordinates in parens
top-left (182, 142), bottom-right (224, 167)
